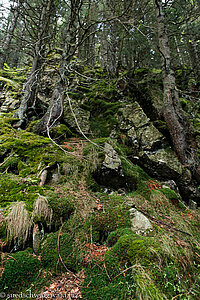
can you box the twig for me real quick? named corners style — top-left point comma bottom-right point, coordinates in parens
top-left (0, 152), bottom-right (14, 167)
top-left (57, 224), bottom-right (81, 283)
top-left (113, 266), bottom-right (134, 280)
top-left (103, 262), bottom-right (112, 282)
top-left (66, 90), bottom-right (105, 151)
top-left (37, 165), bottom-right (51, 178)
top-left (90, 225), bottom-right (93, 245)
top-left (57, 225), bottom-right (76, 277)
top-left (135, 206), bottom-right (192, 237)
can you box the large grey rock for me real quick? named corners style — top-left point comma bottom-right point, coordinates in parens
top-left (118, 102), bottom-right (166, 151)
top-left (139, 148), bottom-right (183, 178)
top-left (127, 123), bottom-right (164, 151)
top-left (117, 101), bottom-right (184, 179)
top-left (118, 102), bottom-right (149, 129)
top-left (129, 208), bottom-right (153, 235)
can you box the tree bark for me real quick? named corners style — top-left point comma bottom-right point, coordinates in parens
top-left (154, 0), bottom-right (200, 183)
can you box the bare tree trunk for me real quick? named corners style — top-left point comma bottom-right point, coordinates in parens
top-left (14, 0), bottom-right (55, 127)
top-left (34, 0), bottom-right (82, 135)
top-left (0, 0), bottom-right (23, 69)
top-left (154, 0), bottom-right (200, 182)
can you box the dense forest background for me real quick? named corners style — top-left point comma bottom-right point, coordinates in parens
top-left (0, 1), bottom-right (200, 299)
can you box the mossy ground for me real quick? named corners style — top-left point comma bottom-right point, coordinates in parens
top-left (0, 250), bottom-right (41, 293)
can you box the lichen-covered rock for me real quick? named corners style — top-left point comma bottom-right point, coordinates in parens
top-left (103, 142), bottom-right (121, 170)
top-left (139, 148), bottom-right (183, 178)
top-left (118, 102), bottom-right (149, 129)
top-left (117, 102), bottom-right (166, 151)
top-left (116, 102), bottom-right (185, 180)
top-left (64, 100), bottom-right (90, 134)
top-left (88, 140), bottom-right (149, 191)
top-left (129, 207), bottom-right (153, 235)
top-left (127, 123), bottom-right (164, 151)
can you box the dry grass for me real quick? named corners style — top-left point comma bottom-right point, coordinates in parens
top-left (6, 202), bottom-right (31, 245)
top-left (134, 264), bottom-right (168, 300)
top-left (32, 195), bottom-right (53, 226)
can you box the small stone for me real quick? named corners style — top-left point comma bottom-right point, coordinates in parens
top-left (129, 208), bottom-right (153, 235)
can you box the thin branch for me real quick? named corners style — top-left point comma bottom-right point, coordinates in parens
top-left (0, 152), bottom-right (14, 167)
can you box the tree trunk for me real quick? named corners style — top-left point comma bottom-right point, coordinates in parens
top-left (14, 0), bottom-right (55, 127)
top-left (34, 0), bottom-right (81, 135)
top-left (154, 0), bottom-right (200, 183)
top-left (0, 0), bottom-right (23, 69)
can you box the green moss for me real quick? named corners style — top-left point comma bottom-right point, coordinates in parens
top-left (82, 230), bottom-right (166, 299)
top-left (0, 174), bottom-right (46, 210)
top-left (121, 157), bottom-right (149, 182)
top-left (106, 234), bottom-right (160, 268)
top-left (106, 228), bottom-right (134, 247)
top-left (0, 114), bottom-right (85, 188)
top-left (134, 270), bottom-right (165, 300)
top-left (40, 231), bottom-right (80, 273)
top-left (82, 223), bottom-right (198, 300)
top-left (0, 64), bottom-right (28, 91)
top-left (84, 194), bottom-right (131, 243)
top-left (0, 222), bottom-right (7, 242)
top-left (46, 191), bottom-right (75, 225)
top-left (83, 137), bottom-right (109, 156)
top-left (49, 124), bottom-right (72, 140)
top-left (82, 261), bottom-right (135, 300)
top-left (160, 188), bottom-right (180, 200)
top-left (180, 98), bottom-right (189, 112)
top-left (18, 161), bottom-right (33, 177)
top-left (0, 250), bottom-right (41, 293)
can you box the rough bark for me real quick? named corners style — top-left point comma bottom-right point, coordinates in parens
top-left (154, 0), bottom-right (200, 183)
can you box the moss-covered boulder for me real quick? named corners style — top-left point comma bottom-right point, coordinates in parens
top-left (84, 138), bottom-right (149, 192)
top-left (0, 250), bottom-right (41, 293)
top-left (64, 100), bottom-right (90, 134)
top-left (84, 194), bottom-right (131, 243)
top-left (40, 231), bottom-right (80, 273)
top-left (82, 231), bottom-right (169, 299)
